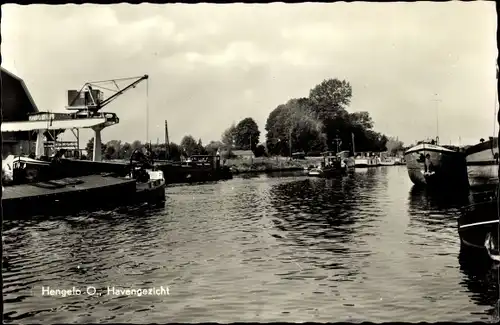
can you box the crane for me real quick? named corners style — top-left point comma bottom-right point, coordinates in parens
top-left (66, 74), bottom-right (149, 118)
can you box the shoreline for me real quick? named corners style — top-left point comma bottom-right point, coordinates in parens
top-left (231, 166), bottom-right (306, 174)
top-left (225, 157), bottom-right (319, 174)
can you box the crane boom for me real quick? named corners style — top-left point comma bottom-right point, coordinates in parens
top-left (94, 74), bottom-right (148, 109)
top-left (67, 74), bottom-right (149, 117)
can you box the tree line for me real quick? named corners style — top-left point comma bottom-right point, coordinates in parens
top-left (85, 77), bottom-right (404, 161)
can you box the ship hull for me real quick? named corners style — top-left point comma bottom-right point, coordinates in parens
top-left (458, 197), bottom-right (499, 253)
top-left (405, 144), bottom-right (469, 188)
top-left (465, 138), bottom-right (498, 166)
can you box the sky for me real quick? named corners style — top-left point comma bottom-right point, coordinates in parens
top-left (2, 2), bottom-right (498, 147)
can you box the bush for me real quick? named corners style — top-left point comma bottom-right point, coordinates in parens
top-left (253, 145), bottom-right (267, 157)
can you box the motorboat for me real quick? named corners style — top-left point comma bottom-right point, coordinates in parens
top-left (379, 157), bottom-right (396, 166)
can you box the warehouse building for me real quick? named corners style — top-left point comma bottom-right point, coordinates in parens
top-left (1, 67), bottom-right (39, 158)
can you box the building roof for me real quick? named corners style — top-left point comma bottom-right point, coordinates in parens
top-left (1, 66), bottom-right (39, 113)
top-left (232, 150), bottom-right (254, 156)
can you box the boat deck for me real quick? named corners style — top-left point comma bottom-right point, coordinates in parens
top-left (2, 174), bottom-right (135, 201)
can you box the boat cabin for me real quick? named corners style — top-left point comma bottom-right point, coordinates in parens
top-left (291, 151), bottom-right (306, 160)
top-left (320, 151), bottom-right (341, 168)
top-left (183, 155), bottom-right (221, 170)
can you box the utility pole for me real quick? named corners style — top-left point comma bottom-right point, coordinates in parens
top-left (165, 120), bottom-right (170, 160)
top-left (289, 128), bottom-right (292, 159)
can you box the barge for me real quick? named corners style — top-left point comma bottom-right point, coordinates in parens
top-left (404, 141), bottom-right (469, 189)
top-left (465, 137), bottom-right (499, 166)
top-left (2, 150), bottom-right (166, 218)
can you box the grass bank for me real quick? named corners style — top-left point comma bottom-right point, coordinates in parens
top-left (225, 156), bottom-right (323, 174)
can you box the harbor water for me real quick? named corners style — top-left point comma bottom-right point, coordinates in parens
top-left (3, 166), bottom-right (499, 323)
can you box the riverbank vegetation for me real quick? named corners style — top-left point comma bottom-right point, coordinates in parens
top-left (85, 77), bottom-right (404, 163)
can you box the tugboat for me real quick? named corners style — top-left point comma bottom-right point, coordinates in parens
top-left (127, 148), bottom-right (166, 202)
top-left (404, 138), bottom-right (469, 188)
top-left (308, 137), bottom-right (354, 178)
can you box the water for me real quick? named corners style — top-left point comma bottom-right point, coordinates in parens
top-left (3, 166), bottom-right (500, 323)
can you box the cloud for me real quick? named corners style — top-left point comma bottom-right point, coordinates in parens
top-left (2, 2), bottom-right (497, 147)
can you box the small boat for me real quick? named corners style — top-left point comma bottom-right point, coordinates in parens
top-left (354, 153), bottom-right (379, 167)
top-left (308, 166), bottom-right (323, 177)
top-left (307, 152), bottom-right (351, 178)
top-left (404, 140), bottom-right (469, 188)
top-left (127, 149), bottom-right (166, 202)
top-left (379, 157), bottom-right (396, 166)
top-left (394, 157), bottom-right (405, 165)
top-left (320, 151), bottom-right (348, 177)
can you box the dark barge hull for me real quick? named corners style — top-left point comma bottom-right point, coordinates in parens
top-left (57, 159), bottom-right (232, 184)
top-left (321, 167), bottom-right (347, 178)
top-left (1, 174), bottom-right (164, 218)
top-left (405, 145), bottom-right (469, 189)
top-left (156, 163), bottom-right (233, 184)
top-left (458, 197), bottom-right (499, 251)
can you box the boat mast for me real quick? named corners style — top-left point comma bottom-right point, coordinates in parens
top-left (146, 77), bottom-right (149, 145)
top-left (334, 135), bottom-right (341, 153)
top-left (433, 93), bottom-right (441, 145)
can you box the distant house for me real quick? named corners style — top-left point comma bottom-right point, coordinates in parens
top-left (220, 149), bottom-right (255, 159)
top-left (291, 151), bottom-right (306, 160)
top-left (232, 150), bottom-right (255, 159)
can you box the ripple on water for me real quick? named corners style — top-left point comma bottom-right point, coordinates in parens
top-left (3, 167), bottom-right (499, 323)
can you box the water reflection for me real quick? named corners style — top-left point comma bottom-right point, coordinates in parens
top-left (4, 166), bottom-right (500, 322)
top-left (407, 186), bottom-right (469, 216)
top-left (267, 174), bottom-right (376, 279)
top-left (2, 201), bottom-right (172, 323)
top-left (458, 248), bottom-right (500, 322)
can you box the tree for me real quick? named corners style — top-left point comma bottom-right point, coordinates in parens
top-left (131, 140), bottom-right (142, 152)
top-left (196, 139), bottom-right (207, 155)
top-left (385, 137), bottom-right (405, 155)
top-left (104, 146), bottom-right (116, 160)
top-left (180, 135), bottom-right (198, 157)
top-left (205, 140), bottom-right (223, 155)
top-left (264, 77), bottom-right (392, 156)
top-left (234, 117), bottom-right (260, 150)
top-left (254, 144), bottom-right (267, 157)
top-left (221, 123), bottom-right (237, 148)
top-left (85, 137), bottom-right (106, 160)
top-left (104, 140), bottom-right (122, 160)
top-left (119, 142), bottom-right (133, 159)
top-left (348, 111), bottom-right (374, 130)
top-left (265, 98), bottom-right (326, 156)
top-left (169, 142), bottom-right (182, 161)
top-left (308, 78), bottom-right (352, 121)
